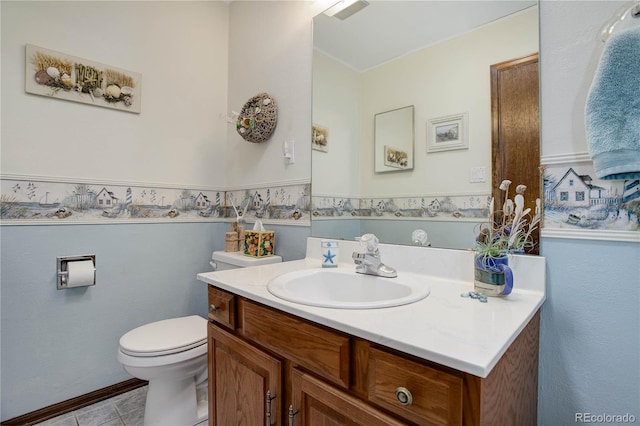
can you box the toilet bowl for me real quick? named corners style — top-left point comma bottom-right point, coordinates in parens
top-left (117, 315), bottom-right (208, 426)
top-left (210, 249), bottom-right (283, 270)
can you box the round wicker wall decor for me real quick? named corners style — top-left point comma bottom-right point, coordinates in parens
top-left (236, 93), bottom-right (278, 143)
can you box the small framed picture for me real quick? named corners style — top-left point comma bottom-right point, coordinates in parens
top-left (312, 124), bottom-right (329, 152)
top-left (427, 113), bottom-right (468, 153)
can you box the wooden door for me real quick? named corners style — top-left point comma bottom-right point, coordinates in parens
top-left (290, 368), bottom-right (404, 426)
top-left (491, 53), bottom-right (540, 254)
top-left (208, 323), bottom-right (283, 425)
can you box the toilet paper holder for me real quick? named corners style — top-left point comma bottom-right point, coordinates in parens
top-left (57, 255), bottom-right (96, 289)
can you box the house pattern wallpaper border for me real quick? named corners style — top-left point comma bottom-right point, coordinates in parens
top-left (225, 185), bottom-right (311, 222)
top-left (311, 194), bottom-right (490, 221)
top-left (542, 158), bottom-right (639, 234)
top-left (3, 156), bottom-right (638, 237)
top-left (0, 177), bottom-right (311, 225)
top-left (312, 156), bottom-right (640, 240)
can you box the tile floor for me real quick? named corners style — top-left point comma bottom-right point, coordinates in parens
top-left (33, 386), bottom-right (208, 426)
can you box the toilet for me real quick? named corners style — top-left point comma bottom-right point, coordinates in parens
top-left (210, 249), bottom-right (283, 271)
top-left (118, 250), bottom-right (282, 425)
top-left (117, 315), bottom-right (208, 426)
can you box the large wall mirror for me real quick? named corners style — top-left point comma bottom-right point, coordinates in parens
top-left (311, 0), bottom-right (539, 249)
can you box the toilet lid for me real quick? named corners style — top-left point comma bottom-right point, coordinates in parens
top-left (120, 315), bottom-right (207, 357)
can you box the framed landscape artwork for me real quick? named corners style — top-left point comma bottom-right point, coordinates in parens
top-left (427, 113), bottom-right (468, 153)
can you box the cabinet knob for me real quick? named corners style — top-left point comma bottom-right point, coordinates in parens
top-left (395, 387), bottom-right (413, 406)
top-left (209, 304), bottom-right (218, 314)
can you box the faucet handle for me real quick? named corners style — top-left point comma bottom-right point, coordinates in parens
top-left (411, 229), bottom-right (430, 246)
top-left (359, 233), bottom-right (379, 253)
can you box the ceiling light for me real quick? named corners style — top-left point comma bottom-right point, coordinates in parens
top-left (323, 0), bottom-right (369, 20)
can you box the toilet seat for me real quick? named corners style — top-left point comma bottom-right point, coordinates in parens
top-left (119, 315), bottom-right (207, 357)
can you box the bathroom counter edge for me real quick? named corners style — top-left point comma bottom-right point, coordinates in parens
top-left (197, 256), bottom-right (544, 378)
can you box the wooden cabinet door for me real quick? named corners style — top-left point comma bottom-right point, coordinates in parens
top-left (208, 322), bottom-right (283, 426)
top-left (290, 368), bottom-right (404, 426)
top-left (491, 53), bottom-right (540, 254)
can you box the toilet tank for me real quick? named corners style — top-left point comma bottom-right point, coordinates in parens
top-left (211, 250), bottom-right (283, 270)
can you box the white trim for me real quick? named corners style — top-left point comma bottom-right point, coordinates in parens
top-left (0, 217), bottom-right (223, 226)
top-left (541, 152), bottom-right (592, 165)
top-left (239, 218), bottom-right (311, 228)
top-left (0, 173), bottom-right (224, 192)
top-left (312, 193), bottom-right (360, 199)
top-left (0, 173), bottom-right (309, 193)
top-left (541, 228), bottom-right (640, 243)
top-left (0, 217), bottom-right (311, 227)
top-left (224, 178), bottom-right (311, 192)
top-left (310, 216), bottom-right (361, 221)
top-left (353, 191), bottom-right (490, 199)
top-left (359, 216), bottom-right (484, 223)
top-left (311, 215), bottom-right (484, 223)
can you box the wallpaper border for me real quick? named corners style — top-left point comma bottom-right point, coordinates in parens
top-left (0, 174), bottom-right (310, 227)
top-left (311, 193), bottom-right (490, 222)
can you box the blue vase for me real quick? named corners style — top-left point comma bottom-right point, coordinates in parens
top-left (474, 255), bottom-right (513, 296)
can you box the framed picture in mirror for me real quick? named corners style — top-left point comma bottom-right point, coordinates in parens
top-left (383, 145), bottom-right (410, 169)
top-left (312, 124), bottom-right (329, 152)
top-left (427, 113), bottom-right (468, 153)
top-left (374, 105), bottom-right (414, 173)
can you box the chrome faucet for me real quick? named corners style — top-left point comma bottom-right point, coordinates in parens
top-left (352, 234), bottom-right (397, 278)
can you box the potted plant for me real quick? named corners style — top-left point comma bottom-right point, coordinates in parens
top-left (474, 180), bottom-right (541, 296)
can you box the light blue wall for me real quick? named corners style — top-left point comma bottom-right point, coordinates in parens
top-left (0, 223), bottom-right (221, 419)
top-left (311, 219), bottom-right (362, 242)
top-left (267, 224), bottom-right (312, 262)
top-left (360, 220), bottom-right (479, 250)
top-left (0, 222), bottom-right (308, 420)
top-left (0, 0), bottom-right (312, 419)
top-left (538, 238), bottom-right (639, 423)
top-left (3, 0), bottom-right (640, 423)
top-left (312, 219), bottom-right (479, 249)
top-left (538, 1), bottom-right (640, 423)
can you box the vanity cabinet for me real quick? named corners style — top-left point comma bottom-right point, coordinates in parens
top-left (207, 284), bottom-right (540, 426)
top-left (291, 367), bottom-right (404, 425)
top-left (208, 323), bottom-right (282, 425)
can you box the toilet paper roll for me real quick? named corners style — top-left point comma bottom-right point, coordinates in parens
top-left (66, 260), bottom-right (95, 287)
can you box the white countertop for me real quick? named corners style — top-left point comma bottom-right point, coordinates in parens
top-left (197, 238), bottom-right (545, 378)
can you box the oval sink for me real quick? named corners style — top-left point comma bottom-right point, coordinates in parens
top-left (267, 268), bottom-right (430, 309)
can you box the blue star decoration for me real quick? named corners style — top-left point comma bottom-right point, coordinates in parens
top-left (323, 249), bottom-right (337, 265)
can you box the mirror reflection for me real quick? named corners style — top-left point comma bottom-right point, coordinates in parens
top-left (311, 1), bottom-right (539, 249)
top-left (375, 105), bottom-right (414, 173)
